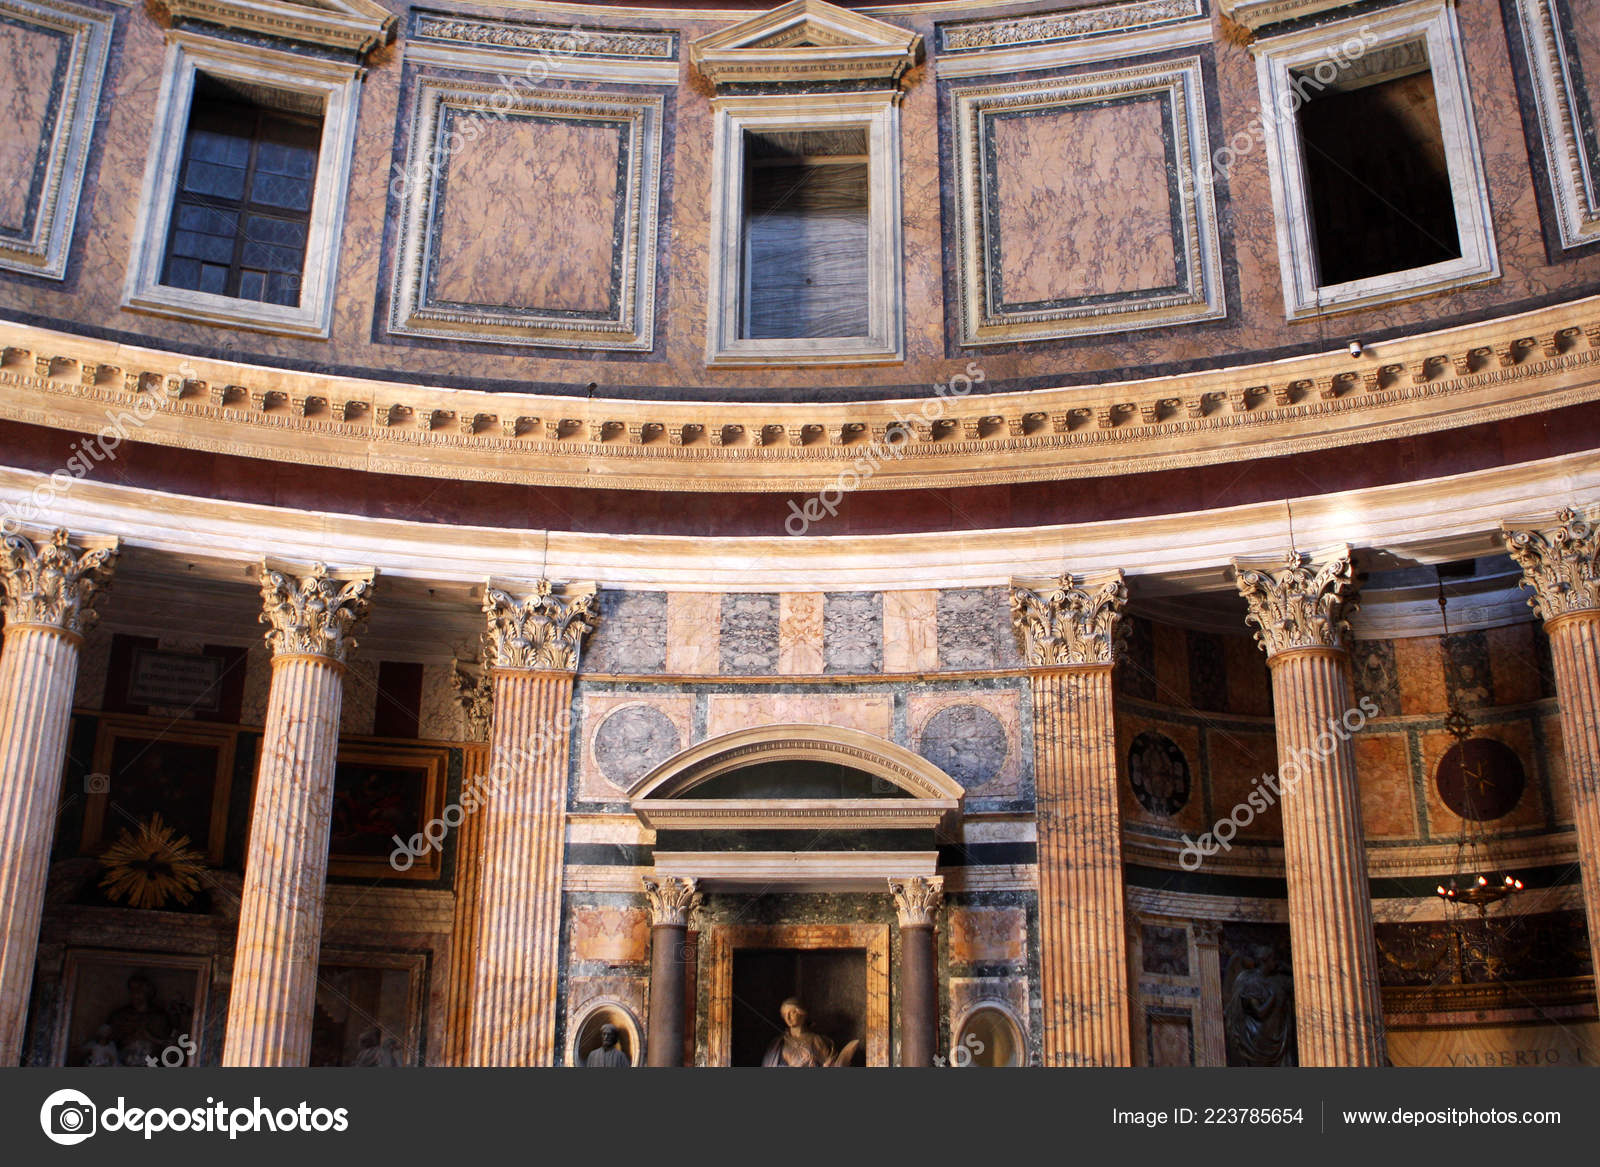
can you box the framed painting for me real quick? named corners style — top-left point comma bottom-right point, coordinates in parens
top-left (54, 949), bottom-right (211, 1068)
top-left (327, 746), bottom-right (449, 880)
top-left (80, 718), bottom-right (235, 866)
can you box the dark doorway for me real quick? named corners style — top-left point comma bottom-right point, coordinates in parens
top-left (730, 948), bottom-right (866, 1067)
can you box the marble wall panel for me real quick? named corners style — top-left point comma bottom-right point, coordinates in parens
top-left (1146, 1011), bottom-right (1195, 1066)
top-left (1485, 623), bottom-right (1542, 707)
top-left (991, 98), bottom-right (1177, 304)
top-left (1152, 623), bottom-right (1191, 707)
top-left (936, 587), bottom-right (1017, 671)
top-left (72, 626), bottom-right (110, 710)
top-left (1353, 731), bottom-right (1419, 839)
top-left (585, 590), bottom-right (668, 675)
top-left (777, 591), bottom-right (824, 675)
top-left (1205, 727), bottom-right (1282, 841)
top-left (882, 589), bottom-right (939, 674)
top-left (1350, 638), bottom-right (1403, 717)
top-left (1223, 632), bottom-right (1272, 717)
top-left (1393, 635), bottom-right (1449, 716)
top-left (948, 907), bottom-right (1026, 965)
top-left (703, 693), bottom-right (894, 742)
top-left (1442, 631), bottom-right (1493, 710)
top-left (579, 692), bottom-right (693, 801)
top-left (1118, 616), bottom-right (1159, 700)
top-left (569, 906), bottom-right (650, 965)
top-left (1116, 711), bottom-right (1206, 835)
top-left (718, 593), bottom-right (779, 675)
top-left (1418, 720), bottom-right (1545, 837)
top-left (1541, 711), bottom-right (1571, 825)
top-left (338, 657), bottom-right (380, 737)
top-left (1186, 630), bottom-right (1228, 712)
top-left (822, 591), bottom-right (883, 675)
top-left (908, 690), bottom-right (1023, 799)
top-left (430, 117), bottom-right (621, 314)
top-left (415, 662), bottom-right (462, 741)
top-left (0, 17), bottom-right (62, 235)
top-left (664, 592), bottom-right (720, 675)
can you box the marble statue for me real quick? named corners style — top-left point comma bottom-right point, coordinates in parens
top-left (105, 973), bottom-right (177, 1067)
top-left (582, 1023), bottom-right (632, 1067)
top-left (762, 998), bottom-right (859, 1067)
top-left (1224, 946), bottom-right (1297, 1067)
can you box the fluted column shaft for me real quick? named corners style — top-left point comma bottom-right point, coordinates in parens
top-left (1031, 666), bottom-right (1131, 1066)
top-left (1266, 647), bottom-right (1385, 1066)
top-left (0, 625), bottom-right (83, 1064)
top-left (443, 742), bottom-right (490, 1065)
top-left (466, 670), bottom-right (575, 1064)
top-left (224, 561), bottom-right (373, 1067)
top-left (0, 528), bottom-right (115, 1066)
top-left (223, 654), bottom-right (345, 1065)
top-left (1545, 612), bottom-right (1600, 977)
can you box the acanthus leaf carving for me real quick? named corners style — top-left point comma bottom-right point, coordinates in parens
top-left (258, 561), bottom-right (375, 663)
top-left (1009, 570), bottom-right (1128, 667)
top-left (1232, 547), bottom-right (1357, 657)
top-left (450, 657), bottom-right (494, 742)
top-left (642, 875), bottom-right (701, 927)
top-left (0, 527), bottom-right (117, 636)
top-left (1503, 506), bottom-right (1600, 622)
top-left (888, 875), bottom-right (944, 928)
top-left (482, 579), bottom-right (599, 672)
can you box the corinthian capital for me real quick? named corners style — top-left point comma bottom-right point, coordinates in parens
top-left (642, 876), bottom-right (701, 927)
top-left (1232, 546), bottom-right (1357, 657)
top-left (0, 528), bottom-right (117, 636)
top-left (888, 876), bottom-right (944, 928)
top-left (257, 561), bottom-right (375, 663)
top-left (451, 657), bottom-right (494, 741)
top-left (481, 579), bottom-right (598, 672)
top-left (1009, 570), bottom-right (1127, 666)
top-left (1502, 507), bottom-right (1600, 623)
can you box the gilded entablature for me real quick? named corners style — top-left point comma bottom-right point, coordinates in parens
top-left (0, 302), bottom-right (1597, 493)
top-left (937, 0), bottom-right (1204, 53)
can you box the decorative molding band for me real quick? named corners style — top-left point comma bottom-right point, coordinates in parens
top-left (0, 0), bottom-right (113, 280)
top-left (2, 302), bottom-right (1599, 494)
top-left (938, 0), bottom-right (1202, 53)
top-left (1217, 0), bottom-right (1362, 33)
top-left (405, 9), bottom-right (679, 84)
top-left (152, 0), bottom-right (395, 56)
top-left (387, 79), bottom-right (664, 352)
top-left (950, 57), bottom-right (1225, 346)
top-left (1511, 0), bottom-right (1600, 250)
top-left (651, 851), bottom-right (939, 892)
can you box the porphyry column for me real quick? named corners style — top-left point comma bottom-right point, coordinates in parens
top-left (1504, 507), bottom-right (1600, 985)
top-left (466, 579), bottom-right (597, 1066)
top-left (1234, 547), bottom-right (1384, 1066)
top-left (0, 529), bottom-right (116, 1066)
top-left (223, 562), bottom-right (374, 1066)
top-left (644, 875), bottom-right (700, 1067)
top-left (1010, 571), bottom-right (1131, 1067)
top-left (889, 875), bottom-right (943, 1067)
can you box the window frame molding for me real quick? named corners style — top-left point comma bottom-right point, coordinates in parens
top-left (120, 30), bottom-right (363, 338)
top-left (1511, 0), bottom-right (1600, 251)
top-left (1251, 0), bottom-right (1499, 321)
top-left (705, 91), bottom-right (905, 367)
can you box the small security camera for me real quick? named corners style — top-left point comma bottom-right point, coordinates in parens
top-left (1348, 341), bottom-right (1364, 358)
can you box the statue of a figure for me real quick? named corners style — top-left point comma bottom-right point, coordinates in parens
top-left (105, 974), bottom-right (175, 1067)
top-left (582, 1023), bottom-right (632, 1067)
top-left (82, 1025), bottom-right (119, 1067)
top-left (1224, 946), bottom-right (1297, 1067)
top-left (351, 1026), bottom-right (403, 1067)
top-left (762, 998), bottom-right (859, 1068)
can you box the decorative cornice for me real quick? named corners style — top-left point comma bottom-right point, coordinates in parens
top-left (481, 578), bottom-right (598, 672)
top-left (1503, 507), bottom-right (1600, 623)
top-left (1217, 0), bottom-right (1364, 34)
top-left (1232, 547), bottom-right (1357, 657)
top-left (151, 0), bottom-right (396, 56)
top-left (888, 875), bottom-right (943, 928)
top-left (257, 560), bottom-right (374, 663)
top-left (642, 875), bottom-right (701, 927)
top-left (409, 10), bottom-right (676, 60)
top-left (0, 527), bottom-right (116, 636)
top-left (450, 657), bottom-right (493, 741)
top-left (938, 0), bottom-right (1202, 53)
top-left (690, 0), bottom-right (922, 88)
top-left (1009, 570), bottom-right (1127, 667)
top-left (2, 304), bottom-right (1597, 495)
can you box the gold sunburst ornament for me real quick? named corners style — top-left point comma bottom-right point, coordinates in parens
top-left (98, 815), bottom-right (207, 909)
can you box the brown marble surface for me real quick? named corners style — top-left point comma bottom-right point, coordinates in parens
top-left (0, 20), bottom-right (60, 234)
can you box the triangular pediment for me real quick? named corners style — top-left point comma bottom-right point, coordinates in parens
top-left (152, 0), bottom-right (396, 56)
top-left (690, 0), bottom-right (922, 87)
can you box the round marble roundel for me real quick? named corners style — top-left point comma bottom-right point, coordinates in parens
top-left (918, 704), bottom-right (1008, 788)
top-left (1127, 732), bottom-right (1191, 817)
top-left (593, 706), bottom-right (681, 790)
top-left (1435, 737), bottom-right (1526, 821)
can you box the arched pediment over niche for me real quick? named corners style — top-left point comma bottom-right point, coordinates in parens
top-left (629, 724), bottom-right (962, 833)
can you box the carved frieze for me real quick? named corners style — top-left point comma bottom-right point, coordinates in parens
top-left (939, 0), bottom-right (1202, 53)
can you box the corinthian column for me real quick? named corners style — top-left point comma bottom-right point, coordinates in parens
top-left (223, 562), bottom-right (374, 1066)
top-left (443, 660), bottom-right (493, 1065)
top-left (0, 529), bottom-right (116, 1065)
top-left (1504, 507), bottom-right (1600, 984)
top-left (1009, 571), bottom-right (1130, 1066)
top-left (889, 875), bottom-right (943, 1067)
top-left (466, 579), bottom-right (597, 1066)
top-left (1234, 547), bottom-right (1383, 1066)
top-left (644, 875), bottom-right (700, 1067)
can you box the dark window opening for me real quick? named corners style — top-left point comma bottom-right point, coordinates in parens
top-left (160, 73), bottom-right (322, 308)
top-left (1295, 62), bottom-right (1461, 287)
top-left (740, 128), bottom-right (869, 340)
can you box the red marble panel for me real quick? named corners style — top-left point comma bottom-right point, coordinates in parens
top-left (1354, 731), bottom-right (1418, 839)
top-left (431, 117), bottom-right (621, 314)
top-left (1486, 622), bottom-right (1541, 707)
top-left (991, 101), bottom-right (1177, 303)
top-left (1223, 633), bottom-right (1272, 717)
top-left (1393, 635), bottom-right (1448, 716)
top-left (948, 907), bottom-right (1025, 964)
top-left (1151, 622), bottom-right (1190, 707)
top-left (570, 907), bottom-right (649, 964)
top-left (1206, 728), bottom-right (1283, 842)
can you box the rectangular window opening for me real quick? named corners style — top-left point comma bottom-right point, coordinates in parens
top-left (1293, 51), bottom-right (1462, 288)
top-left (160, 72), bottom-right (323, 308)
top-left (739, 127), bottom-right (870, 340)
